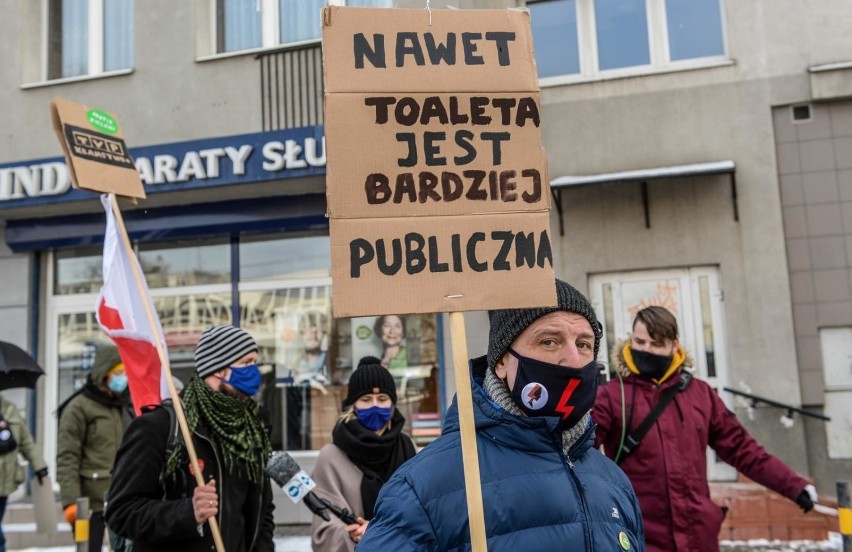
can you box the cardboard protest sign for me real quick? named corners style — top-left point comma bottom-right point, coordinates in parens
top-left (50, 97), bottom-right (145, 199)
top-left (323, 6), bottom-right (555, 318)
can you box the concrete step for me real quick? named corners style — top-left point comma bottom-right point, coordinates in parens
top-left (3, 500), bottom-right (75, 550)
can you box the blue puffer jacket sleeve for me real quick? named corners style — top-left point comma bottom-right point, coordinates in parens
top-left (358, 473), bottom-right (437, 550)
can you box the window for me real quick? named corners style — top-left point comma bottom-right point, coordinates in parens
top-left (240, 235), bottom-right (331, 282)
top-left (47, 0), bottom-right (134, 80)
top-left (216, 0), bottom-right (393, 54)
top-left (529, 0), bottom-right (726, 80)
top-left (665, 0), bottom-right (725, 61)
top-left (54, 248), bottom-right (103, 295)
top-left (46, 233), bottom-right (444, 462)
top-left (595, 0), bottom-right (650, 70)
top-left (528, 0), bottom-right (580, 77)
top-left (137, 242), bottom-right (231, 288)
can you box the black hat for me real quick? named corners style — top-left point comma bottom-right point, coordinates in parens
top-left (344, 356), bottom-right (397, 408)
top-left (486, 279), bottom-right (603, 371)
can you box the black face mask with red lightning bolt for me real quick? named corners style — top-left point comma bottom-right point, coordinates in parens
top-left (507, 348), bottom-right (600, 431)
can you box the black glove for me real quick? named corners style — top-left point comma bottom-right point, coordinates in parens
top-left (796, 489), bottom-right (814, 513)
top-left (35, 467), bottom-right (48, 485)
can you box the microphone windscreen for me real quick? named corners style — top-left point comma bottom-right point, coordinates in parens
top-left (267, 451), bottom-right (301, 487)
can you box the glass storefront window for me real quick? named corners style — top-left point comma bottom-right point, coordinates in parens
top-left (241, 282), bottom-right (440, 451)
top-left (54, 248), bottom-right (103, 295)
top-left (138, 242), bottom-right (231, 288)
top-left (54, 291), bottom-right (232, 407)
top-left (156, 292), bottom-right (233, 385)
top-left (56, 310), bottom-right (109, 404)
top-left (50, 233), bottom-right (444, 454)
top-left (240, 234), bottom-right (331, 282)
top-left (344, 314), bottom-right (442, 447)
top-left (241, 284), bottom-right (334, 450)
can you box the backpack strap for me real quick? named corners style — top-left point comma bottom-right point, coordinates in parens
top-left (617, 371), bottom-right (692, 464)
top-left (141, 399), bottom-right (181, 460)
top-left (161, 399), bottom-right (181, 459)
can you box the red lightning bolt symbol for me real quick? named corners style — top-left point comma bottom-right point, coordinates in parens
top-left (555, 379), bottom-right (581, 421)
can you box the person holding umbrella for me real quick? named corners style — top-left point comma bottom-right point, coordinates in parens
top-left (0, 340), bottom-right (50, 552)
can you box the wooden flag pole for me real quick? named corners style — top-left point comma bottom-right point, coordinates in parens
top-left (449, 312), bottom-right (488, 551)
top-left (108, 193), bottom-right (226, 552)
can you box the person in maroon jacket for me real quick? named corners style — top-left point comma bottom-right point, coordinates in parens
top-left (594, 306), bottom-right (816, 552)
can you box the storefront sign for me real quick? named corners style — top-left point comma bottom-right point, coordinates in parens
top-left (0, 126), bottom-right (326, 207)
top-left (323, 6), bottom-right (556, 317)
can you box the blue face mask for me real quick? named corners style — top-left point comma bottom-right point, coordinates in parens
top-left (108, 373), bottom-right (128, 394)
top-left (222, 364), bottom-right (261, 396)
top-left (356, 405), bottom-right (393, 431)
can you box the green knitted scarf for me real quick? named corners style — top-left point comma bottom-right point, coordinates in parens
top-left (164, 376), bottom-right (271, 484)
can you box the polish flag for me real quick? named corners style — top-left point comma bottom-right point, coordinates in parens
top-left (95, 194), bottom-right (170, 415)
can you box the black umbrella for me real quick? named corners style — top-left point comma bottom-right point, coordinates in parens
top-left (0, 341), bottom-right (45, 391)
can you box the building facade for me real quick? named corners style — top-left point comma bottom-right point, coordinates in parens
top-left (1, 0), bottom-right (850, 524)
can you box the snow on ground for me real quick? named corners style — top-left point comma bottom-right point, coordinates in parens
top-left (7, 531), bottom-right (843, 551)
top-left (12, 535), bottom-right (312, 552)
top-left (720, 532), bottom-right (843, 551)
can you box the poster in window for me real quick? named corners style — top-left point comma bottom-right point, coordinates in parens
top-left (274, 308), bottom-right (331, 387)
top-left (352, 314), bottom-right (425, 374)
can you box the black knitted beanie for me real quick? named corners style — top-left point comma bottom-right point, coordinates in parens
top-left (486, 279), bottom-right (603, 371)
top-left (344, 356), bottom-right (398, 408)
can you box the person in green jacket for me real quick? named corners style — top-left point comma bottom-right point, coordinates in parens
top-left (56, 343), bottom-right (132, 552)
top-left (1, 393), bottom-right (48, 552)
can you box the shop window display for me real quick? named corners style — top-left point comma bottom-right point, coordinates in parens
top-left (51, 235), bottom-right (444, 453)
top-left (242, 287), bottom-right (441, 451)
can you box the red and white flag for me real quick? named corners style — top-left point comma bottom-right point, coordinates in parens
top-left (95, 194), bottom-right (170, 415)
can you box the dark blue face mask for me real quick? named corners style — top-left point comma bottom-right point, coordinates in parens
top-left (507, 348), bottom-right (599, 431)
top-left (221, 364), bottom-right (261, 396)
top-left (356, 405), bottom-right (393, 431)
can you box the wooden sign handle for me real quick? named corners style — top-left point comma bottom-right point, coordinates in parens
top-left (109, 194), bottom-right (226, 552)
top-left (449, 311), bottom-right (488, 551)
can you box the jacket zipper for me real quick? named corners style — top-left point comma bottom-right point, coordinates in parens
top-left (248, 449), bottom-right (265, 550)
top-left (195, 430), bottom-right (265, 550)
top-left (565, 457), bottom-right (594, 551)
top-left (564, 426), bottom-right (595, 551)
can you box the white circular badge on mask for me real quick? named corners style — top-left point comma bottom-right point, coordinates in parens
top-left (520, 382), bottom-right (548, 410)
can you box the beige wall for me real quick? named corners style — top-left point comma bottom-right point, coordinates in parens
top-left (530, 0), bottom-right (852, 488)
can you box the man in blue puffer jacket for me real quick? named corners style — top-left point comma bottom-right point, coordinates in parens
top-left (359, 279), bottom-right (644, 551)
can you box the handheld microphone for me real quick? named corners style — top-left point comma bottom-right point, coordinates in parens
top-left (267, 451), bottom-right (358, 525)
